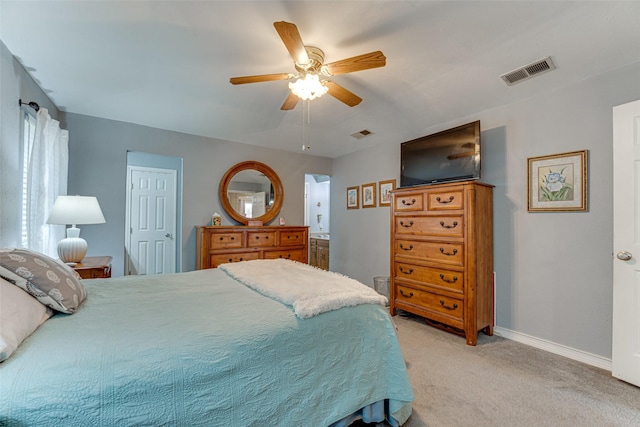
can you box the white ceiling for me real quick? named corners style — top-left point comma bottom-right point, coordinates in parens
top-left (2, 1), bottom-right (640, 158)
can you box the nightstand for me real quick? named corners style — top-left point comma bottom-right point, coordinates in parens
top-left (73, 256), bottom-right (112, 279)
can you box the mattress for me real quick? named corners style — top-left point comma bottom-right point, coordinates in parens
top-left (0, 267), bottom-right (413, 426)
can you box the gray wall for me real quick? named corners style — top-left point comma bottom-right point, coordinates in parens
top-left (64, 113), bottom-right (332, 276)
top-left (0, 41), bottom-right (61, 248)
top-left (330, 61), bottom-right (640, 359)
top-left (5, 34), bottom-right (640, 361)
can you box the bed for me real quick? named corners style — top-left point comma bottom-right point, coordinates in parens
top-left (0, 255), bottom-right (413, 426)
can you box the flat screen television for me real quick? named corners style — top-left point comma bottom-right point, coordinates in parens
top-left (400, 120), bottom-right (481, 187)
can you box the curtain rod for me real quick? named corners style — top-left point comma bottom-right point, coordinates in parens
top-left (18, 99), bottom-right (40, 112)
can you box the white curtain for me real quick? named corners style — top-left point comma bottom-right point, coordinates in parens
top-left (25, 108), bottom-right (68, 256)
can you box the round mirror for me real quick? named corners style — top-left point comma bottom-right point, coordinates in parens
top-left (219, 161), bottom-right (284, 225)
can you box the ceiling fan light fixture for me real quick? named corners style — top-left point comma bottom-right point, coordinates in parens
top-left (289, 73), bottom-right (328, 101)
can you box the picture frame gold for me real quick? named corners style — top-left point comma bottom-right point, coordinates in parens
top-left (378, 179), bottom-right (396, 207)
top-left (362, 182), bottom-right (377, 208)
top-left (346, 186), bottom-right (360, 209)
top-left (527, 150), bottom-right (588, 212)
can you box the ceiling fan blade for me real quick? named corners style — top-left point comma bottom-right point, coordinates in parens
top-left (230, 73), bottom-right (290, 85)
top-left (273, 21), bottom-right (309, 65)
top-left (281, 92), bottom-right (300, 110)
top-left (324, 51), bottom-right (386, 76)
top-left (324, 81), bottom-right (362, 107)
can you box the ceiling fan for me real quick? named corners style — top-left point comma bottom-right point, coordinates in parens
top-left (230, 21), bottom-right (386, 110)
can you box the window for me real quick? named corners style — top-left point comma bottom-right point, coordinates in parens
top-left (21, 113), bottom-right (36, 248)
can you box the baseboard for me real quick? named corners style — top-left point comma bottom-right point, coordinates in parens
top-left (493, 326), bottom-right (612, 371)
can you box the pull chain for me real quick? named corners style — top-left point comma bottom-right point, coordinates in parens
top-left (302, 99), bottom-right (311, 151)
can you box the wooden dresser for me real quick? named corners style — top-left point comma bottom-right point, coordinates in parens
top-left (196, 226), bottom-right (309, 269)
top-left (389, 181), bottom-right (494, 345)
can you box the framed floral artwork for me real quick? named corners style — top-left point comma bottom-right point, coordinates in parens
top-left (527, 150), bottom-right (588, 212)
top-left (362, 182), bottom-right (377, 208)
top-left (347, 186), bottom-right (359, 209)
top-left (378, 179), bottom-right (396, 206)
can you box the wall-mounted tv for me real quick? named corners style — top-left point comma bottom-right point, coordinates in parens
top-left (400, 120), bottom-right (481, 187)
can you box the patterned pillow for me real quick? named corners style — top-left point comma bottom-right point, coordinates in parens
top-left (0, 248), bottom-right (87, 314)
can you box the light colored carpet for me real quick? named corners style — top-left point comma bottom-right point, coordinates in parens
top-left (390, 312), bottom-right (640, 427)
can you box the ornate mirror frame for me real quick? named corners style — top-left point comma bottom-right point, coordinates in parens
top-left (219, 161), bottom-right (284, 225)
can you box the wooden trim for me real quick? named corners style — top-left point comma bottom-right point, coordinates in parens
top-left (219, 161), bottom-right (284, 225)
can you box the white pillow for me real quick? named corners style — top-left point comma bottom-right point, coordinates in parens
top-left (0, 277), bottom-right (53, 362)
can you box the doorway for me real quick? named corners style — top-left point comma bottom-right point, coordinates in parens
top-left (125, 152), bottom-right (183, 275)
top-left (304, 174), bottom-right (330, 234)
top-left (612, 99), bottom-right (640, 387)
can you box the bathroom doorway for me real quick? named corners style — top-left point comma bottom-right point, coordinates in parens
top-left (305, 174), bottom-right (330, 269)
top-left (304, 174), bottom-right (330, 234)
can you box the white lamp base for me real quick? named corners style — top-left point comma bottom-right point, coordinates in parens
top-left (57, 226), bottom-right (87, 263)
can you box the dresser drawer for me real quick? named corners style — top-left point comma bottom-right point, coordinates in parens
top-left (426, 189), bottom-right (464, 211)
top-left (394, 193), bottom-right (424, 211)
top-left (264, 248), bottom-right (306, 263)
top-left (394, 262), bottom-right (464, 294)
top-left (247, 231), bottom-right (277, 248)
top-left (279, 230), bottom-right (306, 246)
top-left (395, 285), bottom-right (463, 322)
top-left (395, 215), bottom-right (463, 237)
top-left (210, 252), bottom-right (260, 267)
top-left (210, 232), bottom-right (243, 249)
top-left (395, 239), bottom-right (464, 266)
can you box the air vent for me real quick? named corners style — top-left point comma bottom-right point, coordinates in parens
top-left (351, 129), bottom-right (374, 140)
top-left (500, 56), bottom-right (556, 86)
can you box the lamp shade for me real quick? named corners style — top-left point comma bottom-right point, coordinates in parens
top-left (47, 196), bottom-right (106, 226)
top-left (47, 196), bottom-right (106, 264)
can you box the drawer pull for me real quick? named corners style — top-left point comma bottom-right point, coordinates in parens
top-left (439, 247), bottom-right (458, 256)
top-left (399, 243), bottom-right (413, 251)
top-left (439, 221), bottom-right (458, 229)
top-left (399, 220), bottom-right (414, 228)
top-left (400, 289), bottom-right (414, 298)
top-left (255, 236), bottom-right (269, 240)
top-left (439, 300), bottom-right (458, 310)
top-left (399, 266), bottom-right (414, 275)
top-left (439, 274), bottom-right (458, 283)
top-left (280, 254), bottom-right (291, 259)
top-left (220, 236), bottom-right (235, 241)
top-left (401, 198), bottom-right (416, 206)
top-left (436, 196), bottom-right (455, 204)
top-left (229, 257), bottom-right (243, 262)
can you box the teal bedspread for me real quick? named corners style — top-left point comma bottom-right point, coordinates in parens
top-left (0, 268), bottom-right (413, 426)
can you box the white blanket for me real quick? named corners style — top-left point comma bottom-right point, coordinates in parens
top-left (218, 259), bottom-right (387, 318)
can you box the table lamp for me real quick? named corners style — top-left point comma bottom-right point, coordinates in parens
top-left (46, 195), bottom-right (106, 264)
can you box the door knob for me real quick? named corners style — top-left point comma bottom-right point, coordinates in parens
top-left (617, 251), bottom-right (632, 261)
top-left (165, 233), bottom-right (173, 239)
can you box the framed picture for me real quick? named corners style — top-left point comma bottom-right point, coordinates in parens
top-left (362, 182), bottom-right (377, 208)
top-left (378, 179), bottom-right (396, 206)
top-left (346, 186), bottom-right (360, 209)
top-left (527, 150), bottom-right (588, 212)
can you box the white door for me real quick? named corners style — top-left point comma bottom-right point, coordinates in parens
top-left (612, 99), bottom-right (640, 387)
top-left (126, 166), bottom-right (177, 275)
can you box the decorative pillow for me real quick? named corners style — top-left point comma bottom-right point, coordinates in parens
top-left (0, 248), bottom-right (87, 314)
top-left (0, 277), bottom-right (53, 362)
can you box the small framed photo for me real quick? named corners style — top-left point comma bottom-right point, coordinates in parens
top-left (346, 186), bottom-right (360, 209)
top-left (378, 179), bottom-right (396, 207)
top-left (527, 150), bottom-right (588, 212)
top-left (362, 182), bottom-right (377, 208)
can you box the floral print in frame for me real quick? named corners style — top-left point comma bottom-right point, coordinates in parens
top-left (527, 150), bottom-right (588, 212)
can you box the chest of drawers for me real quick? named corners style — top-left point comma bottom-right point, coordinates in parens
top-left (196, 226), bottom-right (308, 269)
top-left (390, 181), bottom-right (494, 345)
